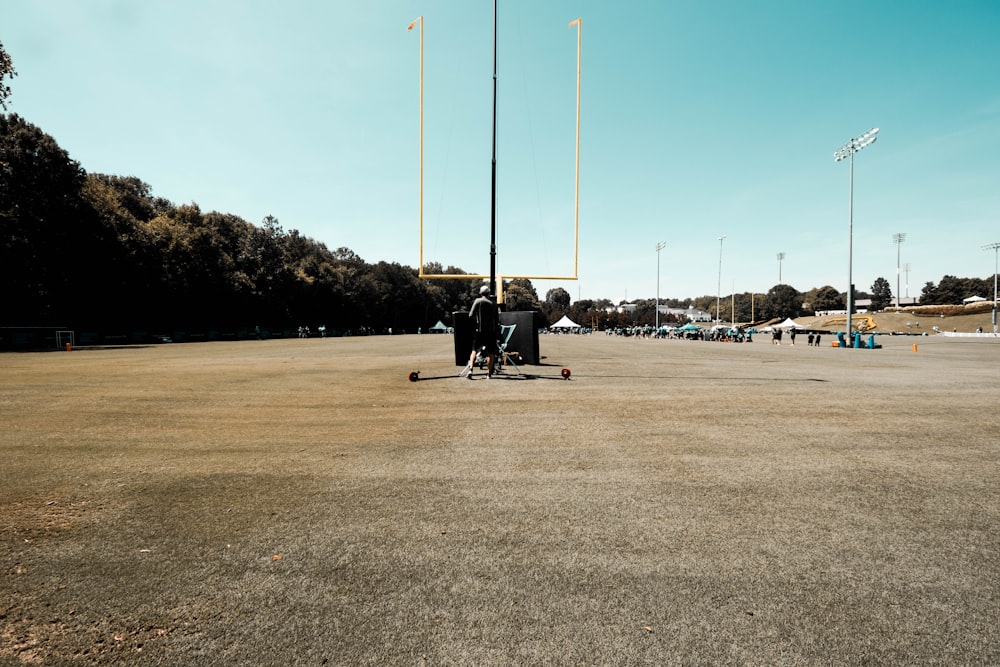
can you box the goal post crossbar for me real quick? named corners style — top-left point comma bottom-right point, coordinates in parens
top-left (56, 330), bottom-right (75, 348)
top-left (417, 273), bottom-right (577, 305)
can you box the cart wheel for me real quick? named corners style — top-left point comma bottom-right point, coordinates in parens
top-left (408, 371), bottom-right (420, 382)
top-left (561, 368), bottom-right (571, 380)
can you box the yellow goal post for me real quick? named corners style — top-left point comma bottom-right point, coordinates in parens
top-left (410, 15), bottom-right (583, 306)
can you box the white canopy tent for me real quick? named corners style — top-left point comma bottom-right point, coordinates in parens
top-left (550, 315), bottom-right (582, 329)
top-left (761, 318), bottom-right (805, 332)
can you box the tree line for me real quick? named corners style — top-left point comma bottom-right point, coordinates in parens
top-left (0, 114), bottom-right (481, 334)
top-left (1, 111), bottom-right (992, 336)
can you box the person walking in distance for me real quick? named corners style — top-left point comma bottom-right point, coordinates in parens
top-left (468, 285), bottom-right (499, 379)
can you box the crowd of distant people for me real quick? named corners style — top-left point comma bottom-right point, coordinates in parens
top-left (297, 325), bottom-right (327, 338)
top-left (591, 324), bottom-right (831, 345)
top-left (596, 324), bottom-right (755, 342)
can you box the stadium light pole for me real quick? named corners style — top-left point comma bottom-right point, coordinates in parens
top-left (893, 233), bottom-right (906, 309)
top-left (407, 16), bottom-right (424, 275)
top-left (716, 235), bottom-right (726, 325)
top-left (656, 241), bottom-right (666, 330)
top-left (570, 17), bottom-right (582, 280)
top-left (834, 127), bottom-right (879, 340)
top-left (904, 262), bottom-right (911, 298)
top-left (777, 252), bottom-right (785, 284)
top-left (985, 242), bottom-right (1000, 336)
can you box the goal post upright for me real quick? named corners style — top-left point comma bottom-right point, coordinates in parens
top-left (56, 330), bottom-right (75, 349)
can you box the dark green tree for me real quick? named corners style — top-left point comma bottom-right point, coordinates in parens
top-left (546, 287), bottom-right (571, 310)
top-left (421, 262), bottom-right (475, 315)
top-left (368, 261), bottom-right (425, 333)
top-left (761, 284), bottom-right (802, 320)
top-left (81, 174), bottom-right (179, 327)
top-left (629, 299), bottom-right (657, 326)
top-left (730, 292), bottom-right (755, 323)
top-left (86, 174), bottom-right (170, 224)
top-left (922, 275), bottom-right (991, 305)
top-left (566, 298), bottom-right (613, 331)
top-left (202, 211), bottom-right (258, 298)
top-left (920, 281), bottom-right (937, 304)
top-left (870, 277), bottom-right (893, 311)
top-left (504, 278), bottom-right (540, 312)
top-left (142, 204), bottom-right (232, 328)
top-left (0, 114), bottom-right (114, 326)
top-left (0, 40), bottom-right (16, 110)
top-left (566, 299), bottom-right (594, 325)
top-left (809, 285), bottom-right (844, 313)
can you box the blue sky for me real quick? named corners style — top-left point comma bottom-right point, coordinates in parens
top-left (5, 1), bottom-right (999, 303)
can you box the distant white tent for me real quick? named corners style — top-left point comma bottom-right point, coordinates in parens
top-left (963, 295), bottom-right (987, 304)
top-left (550, 315), bottom-right (582, 329)
top-left (429, 320), bottom-right (448, 333)
top-left (777, 317), bottom-right (805, 329)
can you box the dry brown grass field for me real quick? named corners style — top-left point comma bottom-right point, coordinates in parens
top-left (2, 332), bottom-right (998, 665)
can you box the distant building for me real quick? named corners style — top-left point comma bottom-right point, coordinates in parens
top-left (817, 294), bottom-right (921, 316)
top-left (610, 303), bottom-right (712, 322)
top-left (657, 305), bottom-right (713, 322)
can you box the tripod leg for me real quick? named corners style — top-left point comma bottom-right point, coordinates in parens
top-left (504, 353), bottom-right (522, 375)
top-left (497, 344), bottom-right (522, 376)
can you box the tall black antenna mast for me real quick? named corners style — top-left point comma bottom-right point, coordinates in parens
top-left (489, 0), bottom-right (498, 295)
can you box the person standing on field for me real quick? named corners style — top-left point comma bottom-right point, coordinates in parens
top-left (468, 285), bottom-right (499, 379)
